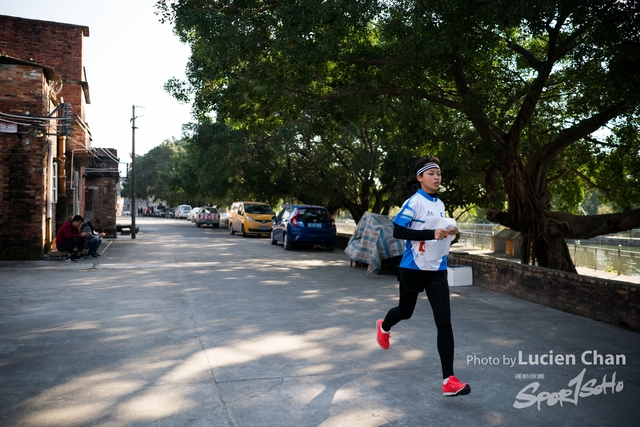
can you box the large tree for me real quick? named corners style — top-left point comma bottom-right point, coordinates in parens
top-left (121, 139), bottom-right (180, 204)
top-left (121, 138), bottom-right (205, 207)
top-left (180, 120), bottom-right (290, 206)
top-left (181, 97), bottom-right (485, 222)
top-left (157, 0), bottom-right (640, 272)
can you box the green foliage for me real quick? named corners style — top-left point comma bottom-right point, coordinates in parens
top-left (121, 139), bottom-right (181, 203)
top-left (155, 0), bottom-right (640, 239)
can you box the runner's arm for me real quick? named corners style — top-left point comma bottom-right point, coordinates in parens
top-left (393, 223), bottom-right (435, 241)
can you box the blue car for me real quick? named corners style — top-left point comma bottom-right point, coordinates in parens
top-left (271, 205), bottom-right (337, 251)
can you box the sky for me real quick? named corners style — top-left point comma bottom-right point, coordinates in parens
top-left (1, 0), bottom-right (194, 174)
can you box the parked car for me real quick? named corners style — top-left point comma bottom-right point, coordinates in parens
top-left (155, 205), bottom-right (166, 217)
top-left (176, 205), bottom-right (192, 219)
top-left (187, 206), bottom-right (203, 222)
top-left (196, 207), bottom-right (220, 228)
top-left (219, 210), bottom-right (229, 226)
top-left (271, 205), bottom-right (337, 251)
top-left (228, 201), bottom-right (274, 237)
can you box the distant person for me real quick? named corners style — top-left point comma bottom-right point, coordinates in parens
top-left (82, 217), bottom-right (105, 258)
top-left (55, 215), bottom-right (88, 262)
top-left (376, 156), bottom-right (470, 397)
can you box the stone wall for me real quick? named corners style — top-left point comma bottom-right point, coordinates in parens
top-left (451, 252), bottom-right (640, 332)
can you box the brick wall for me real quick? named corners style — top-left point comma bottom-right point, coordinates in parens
top-left (0, 15), bottom-right (89, 152)
top-left (451, 252), bottom-right (640, 332)
top-left (0, 133), bottom-right (49, 260)
top-left (0, 65), bottom-right (51, 260)
top-left (86, 175), bottom-right (118, 238)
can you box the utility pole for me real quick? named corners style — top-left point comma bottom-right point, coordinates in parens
top-left (131, 105), bottom-right (137, 239)
top-left (130, 105), bottom-right (144, 239)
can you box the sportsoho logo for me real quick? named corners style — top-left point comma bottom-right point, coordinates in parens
top-left (466, 350), bottom-right (626, 411)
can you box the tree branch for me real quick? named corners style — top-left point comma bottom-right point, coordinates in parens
top-left (546, 208), bottom-right (640, 239)
top-left (506, 14), bottom-right (588, 146)
top-left (488, 206), bottom-right (640, 240)
top-left (449, 56), bottom-right (507, 146)
top-left (547, 168), bottom-right (570, 183)
top-left (506, 40), bottom-right (544, 71)
top-left (562, 164), bottom-right (613, 199)
top-left (583, 135), bottom-right (619, 149)
top-left (529, 100), bottom-right (629, 171)
top-left (486, 207), bottom-right (518, 230)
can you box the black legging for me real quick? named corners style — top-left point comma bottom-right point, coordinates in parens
top-left (381, 268), bottom-right (454, 379)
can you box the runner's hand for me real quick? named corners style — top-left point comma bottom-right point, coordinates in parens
top-left (434, 228), bottom-right (449, 240)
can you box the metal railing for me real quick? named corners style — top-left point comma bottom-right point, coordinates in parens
top-left (335, 219), bottom-right (357, 235)
top-left (456, 231), bottom-right (639, 277)
top-left (336, 221), bottom-right (503, 237)
top-left (572, 243), bottom-right (639, 277)
top-left (458, 223), bottom-right (504, 233)
top-left (456, 231), bottom-right (495, 250)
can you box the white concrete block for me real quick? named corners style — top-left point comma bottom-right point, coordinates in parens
top-left (447, 266), bottom-right (473, 286)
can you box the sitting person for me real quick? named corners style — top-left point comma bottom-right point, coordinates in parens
top-left (55, 215), bottom-right (88, 262)
top-left (81, 217), bottom-right (106, 258)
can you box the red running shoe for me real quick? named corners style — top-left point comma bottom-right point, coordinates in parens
top-left (376, 319), bottom-right (390, 349)
top-left (442, 376), bottom-right (471, 397)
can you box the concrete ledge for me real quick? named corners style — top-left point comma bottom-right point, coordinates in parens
top-left (46, 250), bottom-right (68, 258)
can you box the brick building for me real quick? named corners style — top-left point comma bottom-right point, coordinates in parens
top-left (85, 149), bottom-right (119, 237)
top-left (0, 15), bottom-right (118, 260)
top-left (0, 56), bottom-right (60, 259)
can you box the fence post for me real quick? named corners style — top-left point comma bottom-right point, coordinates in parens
top-left (618, 245), bottom-right (622, 276)
top-left (594, 247), bottom-right (598, 270)
top-left (574, 240), bottom-right (580, 268)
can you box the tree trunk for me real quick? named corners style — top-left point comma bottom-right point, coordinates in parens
top-left (530, 232), bottom-right (577, 273)
top-left (488, 143), bottom-right (579, 273)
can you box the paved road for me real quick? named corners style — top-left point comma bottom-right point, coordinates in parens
top-left (1, 217), bottom-right (639, 426)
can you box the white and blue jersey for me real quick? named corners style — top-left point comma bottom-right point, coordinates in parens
top-left (393, 189), bottom-right (453, 271)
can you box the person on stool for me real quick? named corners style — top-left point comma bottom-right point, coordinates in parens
top-left (81, 217), bottom-right (105, 258)
top-left (56, 215), bottom-right (88, 262)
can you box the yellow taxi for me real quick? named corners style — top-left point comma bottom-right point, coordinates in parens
top-left (228, 201), bottom-right (274, 237)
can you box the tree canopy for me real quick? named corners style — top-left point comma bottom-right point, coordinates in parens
top-left (121, 139), bottom-right (200, 207)
top-left (156, 0), bottom-right (640, 272)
